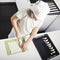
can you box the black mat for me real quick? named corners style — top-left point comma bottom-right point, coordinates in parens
top-left (33, 34), bottom-right (59, 60)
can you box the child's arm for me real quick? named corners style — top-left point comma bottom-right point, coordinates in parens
top-left (27, 27), bottom-right (39, 43)
top-left (22, 27), bottom-right (40, 52)
top-left (11, 14), bottom-right (20, 39)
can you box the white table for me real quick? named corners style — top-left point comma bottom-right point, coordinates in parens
top-left (0, 38), bottom-right (41, 60)
top-left (0, 30), bottom-right (60, 60)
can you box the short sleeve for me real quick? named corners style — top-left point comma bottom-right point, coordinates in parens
top-left (34, 2), bottom-right (50, 28)
top-left (37, 3), bottom-right (50, 20)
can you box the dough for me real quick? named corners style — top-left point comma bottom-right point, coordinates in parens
top-left (8, 41), bottom-right (22, 54)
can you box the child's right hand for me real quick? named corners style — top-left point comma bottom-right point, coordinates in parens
top-left (16, 33), bottom-right (20, 46)
top-left (16, 33), bottom-right (23, 48)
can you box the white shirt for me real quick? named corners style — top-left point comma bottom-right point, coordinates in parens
top-left (16, 1), bottom-right (50, 36)
top-left (30, 1), bottom-right (50, 21)
top-left (16, 10), bottom-right (42, 36)
top-left (0, 0), bottom-right (16, 2)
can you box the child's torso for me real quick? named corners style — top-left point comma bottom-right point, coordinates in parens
top-left (18, 14), bottom-right (36, 36)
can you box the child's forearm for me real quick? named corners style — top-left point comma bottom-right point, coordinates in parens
top-left (26, 27), bottom-right (39, 43)
top-left (11, 15), bottom-right (20, 35)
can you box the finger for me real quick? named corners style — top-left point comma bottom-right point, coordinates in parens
top-left (22, 47), bottom-right (27, 52)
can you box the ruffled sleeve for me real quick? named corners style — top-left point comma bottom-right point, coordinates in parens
top-left (32, 1), bottom-right (50, 28)
top-left (37, 2), bottom-right (50, 21)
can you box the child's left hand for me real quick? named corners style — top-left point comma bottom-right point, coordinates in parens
top-left (21, 41), bottom-right (28, 52)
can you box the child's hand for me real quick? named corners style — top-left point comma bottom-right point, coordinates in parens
top-left (21, 41), bottom-right (28, 52)
top-left (16, 33), bottom-right (21, 47)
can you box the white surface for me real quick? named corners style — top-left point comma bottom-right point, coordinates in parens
top-left (46, 15), bottom-right (60, 32)
top-left (0, 38), bottom-right (41, 60)
top-left (54, 0), bottom-right (60, 9)
top-left (0, 0), bottom-right (16, 2)
top-left (1, 31), bottom-right (60, 60)
top-left (39, 15), bottom-right (57, 31)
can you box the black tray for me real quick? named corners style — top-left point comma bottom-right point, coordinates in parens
top-left (33, 34), bottom-right (59, 60)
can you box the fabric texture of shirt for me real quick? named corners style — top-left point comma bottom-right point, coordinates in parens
top-left (16, 1), bottom-right (50, 36)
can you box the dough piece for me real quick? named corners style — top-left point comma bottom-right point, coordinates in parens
top-left (8, 41), bottom-right (22, 54)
